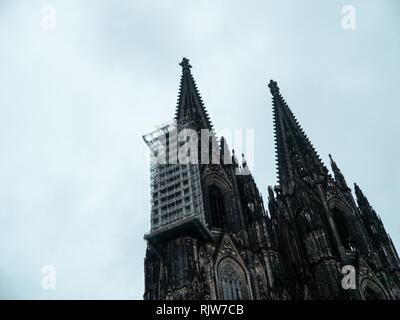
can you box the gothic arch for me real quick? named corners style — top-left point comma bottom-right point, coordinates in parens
top-left (202, 168), bottom-right (233, 191)
top-left (360, 278), bottom-right (389, 300)
top-left (215, 257), bottom-right (251, 300)
top-left (280, 219), bottom-right (303, 276)
top-left (327, 196), bottom-right (354, 217)
top-left (214, 234), bottom-right (254, 300)
top-left (203, 172), bottom-right (234, 230)
top-left (328, 196), bottom-right (356, 251)
top-left (207, 185), bottom-right (226, 228)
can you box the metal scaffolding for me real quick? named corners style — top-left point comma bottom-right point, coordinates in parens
top-left (143, 118), bottom-right (206, 234)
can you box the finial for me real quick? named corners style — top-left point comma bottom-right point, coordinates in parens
top-left (232, 149), bottom-right (238, 166)
top-left (329, 153), bottom-right (345, 183)
top-left (354, 183), bottom-right (364, 198)
top-left (179, 57), bottom-right (192, 71)
top-left (329, 154), bottom-right (334, 164)
top-left (241, 153), bottom-right (247, 168)
top-left (268, 79), bottom-right (280, 95)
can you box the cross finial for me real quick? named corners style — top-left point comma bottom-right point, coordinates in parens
top-left (179, 57), bottom-right (192, 71)
top-left (268, 79), bottom-right (280, 95)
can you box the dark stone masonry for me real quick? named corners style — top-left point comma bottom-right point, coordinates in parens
top-left (143, 58), bottom-right (400, 300)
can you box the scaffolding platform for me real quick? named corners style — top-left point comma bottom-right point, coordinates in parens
top-left (144, 216), bottom-right (215, 250)
top-left (143, 118), bottom-right (211, 246)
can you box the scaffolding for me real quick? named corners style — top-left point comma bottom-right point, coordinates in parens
top-left (143, 118), bottom-right (206, 235)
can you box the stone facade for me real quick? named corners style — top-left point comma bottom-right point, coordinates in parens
top-left (143, 58), bottom-right (400, 300)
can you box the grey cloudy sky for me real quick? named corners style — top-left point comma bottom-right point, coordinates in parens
top-left (0, 0), bottom-right (399, 299)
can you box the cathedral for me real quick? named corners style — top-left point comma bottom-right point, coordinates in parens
top-left (142, 58), bottom-right (400, 300)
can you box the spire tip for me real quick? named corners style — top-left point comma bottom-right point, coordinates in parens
top-left (179, 57), bottom-right (192, 70)
top-left (268, 79), bottom-right (280, 95)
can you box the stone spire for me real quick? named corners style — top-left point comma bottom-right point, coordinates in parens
top-left (175, 58), bottom-right (212, 130)
top-left (269, 80), bottom-right (328, 187)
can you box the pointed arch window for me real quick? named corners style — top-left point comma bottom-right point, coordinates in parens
top-left (361, 279), bottom-right (388, 300)
top-left (282, 224), bottom-right (302, 273)
top-left (220, 264), bottom-right (243, 300)
top-left (332, 208), bottom-right (354, 251)
top-left (208, 185), bottom-right (225, 229)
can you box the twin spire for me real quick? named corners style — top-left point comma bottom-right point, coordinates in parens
top-left (174, 58), bottom-right (329, 186)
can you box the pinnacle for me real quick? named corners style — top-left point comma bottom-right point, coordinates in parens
top-left (270, 80), bottom-right (328, 186)
top-left (179, 57), bottom-right (192, 71)
top-left (175, 58), bottom-right (213, 130)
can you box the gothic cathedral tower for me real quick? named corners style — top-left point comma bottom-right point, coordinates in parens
top-left (142, 58), bottom-right (400, 300)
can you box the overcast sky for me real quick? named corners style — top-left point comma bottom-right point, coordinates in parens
top-left (0, 0), bottom-right (399, 299)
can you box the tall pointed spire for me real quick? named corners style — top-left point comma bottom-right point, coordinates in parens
top-left (355, 183), bottom-right (393, 248)
top-left (354, 183), bottom-right (372, 215)
top-left (175, 58), bottom-right (212, 130)
top-left (269, 80), bottom-right (328, 186)
top-left (329, 154), bottom-right (348, 189)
